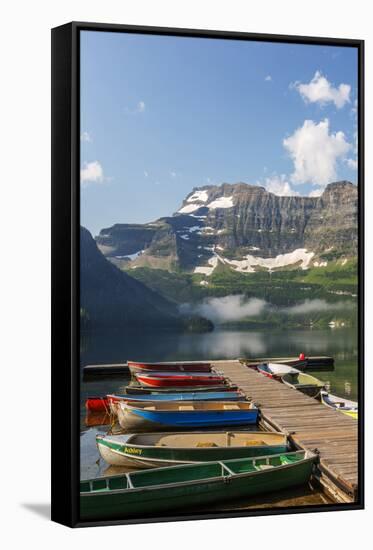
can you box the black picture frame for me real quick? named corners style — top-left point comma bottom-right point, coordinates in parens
top-left (51, 21), bottom-right (364, 528)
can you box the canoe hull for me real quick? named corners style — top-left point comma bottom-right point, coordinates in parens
top-left (117, 406), bottom-right (258, 431)
top-left (128, 361), bottom-right (212, 373)
top-left (96, 434), bottom-right (288, 468)
top-left (85, 397), bottom-right (109, 413)
top-left (342, 410), bottom-right (358, 419)
top-left (107, 391), bottom-right (245, 415)
top-left (136, 374), bottom-right (226, 388)
top-left (289, 385), bottom-right (323, 398)
top-left (257, 363), bottom-right (300, 380)
top-left (320, 391), bottom-right (358, 419)
top-left (80, 453), bottom-right (315, 521)
top-left (282, 373), bottom-right (324, 398)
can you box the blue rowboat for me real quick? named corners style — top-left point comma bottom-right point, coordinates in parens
top-left (117, 401), bottom-right (259, 431)
top-left (107, 390), bottom-right (246, 415)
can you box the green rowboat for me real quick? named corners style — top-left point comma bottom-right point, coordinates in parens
top-left (281, 372), bottom-right (325, 398)
top-left (96, 431), bottom-right (289, 468)
top-left (80, 450), bottom-right (316, 520)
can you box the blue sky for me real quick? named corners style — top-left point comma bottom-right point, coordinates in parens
top-left (80, 31), bottom-right (358, 236)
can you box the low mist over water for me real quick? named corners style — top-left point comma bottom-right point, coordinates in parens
top-left (180, 294), bottom-right (354, 323)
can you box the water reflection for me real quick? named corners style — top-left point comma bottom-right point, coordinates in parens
top-left (80, 326), bottom-right (358, 402)
top-left (80, 326), bottom-right (358, 508)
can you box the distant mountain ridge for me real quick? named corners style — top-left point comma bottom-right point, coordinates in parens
top-left (80, 226), bottom-right (179, 327)
top-left (96, 181), bottom-right (358, 276)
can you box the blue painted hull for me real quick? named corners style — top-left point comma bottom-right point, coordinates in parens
top-left (114, 391), bottom-right (244, 403)
top-left (121, 407), bottom-right (258, 431)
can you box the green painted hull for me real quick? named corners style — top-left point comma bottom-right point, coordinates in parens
top-left (81, 451), bottom-right (315, 521)
top-left (97, 434), bottom-right (288, 468)
top-left (282, 373), bottom-right (325, 398)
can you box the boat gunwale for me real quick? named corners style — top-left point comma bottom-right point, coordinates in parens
top-left (135, 372), bottom-right (225, 379)
top-left (281, 374), bottom-right (325, 389)
top-left (106, 391), bottom-right (246, 402)
top-left (320, 391), bottom-right (358, 411)
top-left (81, 450), bottom-right (316, 497)
top-left (96, 431), bottom-right (288, 453)
top-left (120, 401), bottom-right (256, 413)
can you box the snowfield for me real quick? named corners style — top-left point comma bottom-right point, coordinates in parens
top-left (194, 256), bottom-right (219, 275)
top-left (178, 203), bottom-right (201, 214)
top-left (187, 190), bottom-right (209, 203)
top-left (207, 196), bottom-right (234, 209)
top-left (194, 248), bottom-right (315, 276)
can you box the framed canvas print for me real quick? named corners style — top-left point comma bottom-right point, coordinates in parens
top-left (51, 21), bottom-right (364, 527)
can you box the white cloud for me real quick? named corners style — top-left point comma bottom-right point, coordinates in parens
top-left (125, 100), bottom-right (146, 114)
top-left (283, 119), bottom-right (351, 186)
top-left (265, 174), bottom-right (299, 196)
top-left (136, 100), bottom-right (146, 113)
top-left (265, 75), bottom-right (272, 82)
top-left (345, 158), bottom-right (357, 170)
top-left (80, 161), bottom-right (104, 184)
top-left (308, 188), bottom-right (324, 197)
top-left (144, 170), bottom-right (149, 177)
top-left (170, 171), bottom-right (178, 178)
top-left (351, 98), bottom-right (357, 116)
top-left (80, 131), bottom-right (91, 142)
top-left (293, 71), bottom-right (351, 109)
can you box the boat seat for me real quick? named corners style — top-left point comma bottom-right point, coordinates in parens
top-left (144, 406), bottom-right (156, 410)
top-left (179, 406), bottom-right (194, 410)
top-left (245, 440), bottom-right (265, 446)
top-left (257, 464), bottom-right (274, 470)
top-left (223, 405), bottom-right (239, 410)
top-left (196, 442), bottom-right (218, 447)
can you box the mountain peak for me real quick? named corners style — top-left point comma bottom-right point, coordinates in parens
top-left (96, 180), bottom-right (357, 274)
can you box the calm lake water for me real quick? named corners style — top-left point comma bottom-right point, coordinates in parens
top-left (80, 326), bottom-right (357, 511)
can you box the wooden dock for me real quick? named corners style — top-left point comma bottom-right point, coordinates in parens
top-left (213, 360), bottom-right (358, 503)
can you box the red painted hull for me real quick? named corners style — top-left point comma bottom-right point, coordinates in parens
top-left (85, 397), bottom-right (109, 412)
top-left (128, 361), bottom-right (212, 373)
top-left (135, 373), bottom-right (226, 388)
top-left (257, 370), bottom-right (274, 379)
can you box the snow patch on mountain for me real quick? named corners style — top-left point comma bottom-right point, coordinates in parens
top-left (226, 249), bottom-right (314, 272)
top-left (193, 248), bottom-right (315, 276)
top-left (207, 196), bottom-right (234, 209)
top-left (187, 190), bottom-right (209, 203)
top-left (121, 249), bottom-right (144, 260)
top-left (194, 256), bottom-right (219, 275)
top-left (178, 203), bottom-right (201, 214)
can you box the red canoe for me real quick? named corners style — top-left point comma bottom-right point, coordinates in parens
top-left (128, 361), bottom-right (212, 373)
top-left (135, 372), bottom-right (226, 388)
top-left (85, 397), bottom-right (109, 412)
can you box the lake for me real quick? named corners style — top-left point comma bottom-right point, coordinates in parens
top-left (80, 326), bottom-right (357, 511)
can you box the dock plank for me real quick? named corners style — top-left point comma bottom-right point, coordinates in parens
top-left (213, 360), bottom-right (359, 503)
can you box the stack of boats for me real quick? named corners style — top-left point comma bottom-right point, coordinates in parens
top-left (256, 362), bottom-right (358, 419)
top-left (81, 360), bottom-right (318, 520)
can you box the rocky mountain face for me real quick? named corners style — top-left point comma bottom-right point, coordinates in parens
top-left (80, 226), bottom-right (179, 327)
top-left (96, 181), bottom-right (358, 275)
